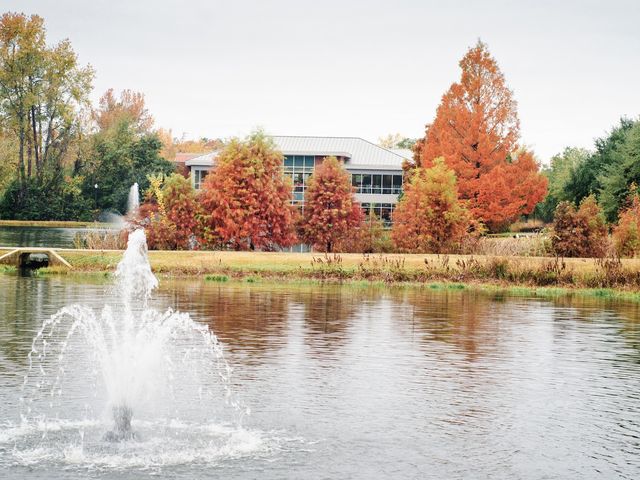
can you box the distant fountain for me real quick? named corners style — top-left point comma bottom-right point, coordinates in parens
top-left (127, 182), bottom-right (140, 217)
top-left (17, 229), bottom-right (255, 466)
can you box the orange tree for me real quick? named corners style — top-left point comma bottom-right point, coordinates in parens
top-left (392, 158), bottom-right (477, 253)
top-left (300, 156), bottom-right (363, 252)
top-left (199, 132), bottom-right (297, 250)
top-left (417, 41), bottom-right (547, 231)
top-left (551, 195), bottom-right (608, 258)
top-left (613, 190), bottom-right (640, 257)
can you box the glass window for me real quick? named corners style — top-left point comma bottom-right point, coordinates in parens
top-left (383, 175), bottom-right (392, 194)
top-left (352, 174), bottom-right (362, 191)
top-left (372, 175), bottom-right (382, 194)
top-left (393, 175), bottom-right (403, 193)
top-left (304, 156), bottom-right (314, 167)
top-left (362, 174), bottom-right (372, 194)
top-left (284, 156), bottom-right (294, 167)
top-left (381, 204), bottom-right (392, 225)
top-left (193, 169), bottom-right (208, 190)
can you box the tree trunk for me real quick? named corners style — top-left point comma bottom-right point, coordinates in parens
top-left (30, 105), bottom-right (40, 176)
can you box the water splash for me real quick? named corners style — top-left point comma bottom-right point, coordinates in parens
top-left (16, 229), bottom-right (252, 469)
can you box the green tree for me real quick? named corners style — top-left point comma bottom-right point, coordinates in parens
top-left (0, 13), bottom-right (93, 191)
top-left (84, 120), bottom-right (175, 214)
top-left (0, 12), bottom-right (94, 219)
top-left (564, 118), bottom-right (635, 207)
top-left (599, 121), bottom-right (640, 221)
top-left (536, 147), bottom-right (590, 222)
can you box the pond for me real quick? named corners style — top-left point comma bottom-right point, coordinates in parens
top-left (0, 226), bottom-right (114, 249)
top-left (0, 274), bottom-right (639, 479)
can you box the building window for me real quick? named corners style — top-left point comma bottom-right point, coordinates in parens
top-left (193, 169), bottom-right (209, 190)
top-left (361, 202), bottom-right (396, 227)
top-left (352, 174), bottom-right (403, 195)
top-left (284, 155), bottom-right (315, 204)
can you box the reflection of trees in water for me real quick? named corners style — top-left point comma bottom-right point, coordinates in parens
top-left (298, 286), bottom-right (376, 356)
top-left (164, 281), bottom-right (291, 360)
top-left (392, 288), bottom-right (496, 360)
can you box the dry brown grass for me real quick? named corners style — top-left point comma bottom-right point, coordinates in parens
top-left (473, 235), bottom-right (551, 257)
top-left (24, 249), bottom-right (638, 288)
top-left (73, 231), bottom-right (127, 250)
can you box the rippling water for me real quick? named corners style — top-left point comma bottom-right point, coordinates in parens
top-left (0, 275), bottom-right (639, 479)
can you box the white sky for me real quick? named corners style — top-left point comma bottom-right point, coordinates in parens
top-left (5, 0), bottom-right (640, 163)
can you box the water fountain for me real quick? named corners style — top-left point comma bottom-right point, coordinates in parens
top-left (127, 182), bottom-right (140, 217)
top-left (10, 229), bottom-right (263, 470)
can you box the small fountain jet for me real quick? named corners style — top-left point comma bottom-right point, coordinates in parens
top-left (103, 405), bottom-right (136, 442)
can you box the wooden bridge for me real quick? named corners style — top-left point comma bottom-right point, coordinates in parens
top-left (0, 247), bottom-right (72, 269)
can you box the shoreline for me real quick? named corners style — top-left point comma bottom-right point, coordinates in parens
top-left (0, 220), bottom-right (114, 228)
top-left (1, 248), bottom-right (640, 301)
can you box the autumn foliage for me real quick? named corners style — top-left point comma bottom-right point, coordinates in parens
top-left (417, 41), bottom-right (547, 231)
top-left (135, 173), bottom-right (202, 250)
top-left (612, 191), bottom-right (640, 257)
top-left (93, 88), bottom-right (154, 133)
top-left (551, 195), bottom-right (608, 258)
top-left (392, 158), bottom-right (478, 253)
top-left (300, 156), bottom-right (363, 252)
top-left (199, 132), bottom-right (297, 250)
top-left (337, 211), bottom-right (393, 253)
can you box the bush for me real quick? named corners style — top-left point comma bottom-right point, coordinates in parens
top-left (612, 192), bottom-right (640, 257)
top-left (336, 212), bottom-right (393, 253)
top-left (551, 195), bottom-right (608, 258)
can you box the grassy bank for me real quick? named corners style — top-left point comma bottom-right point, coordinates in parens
top-left (0, 220), bottom-right (112, 228)
top-left (3, 248), bottom-right (639, 292)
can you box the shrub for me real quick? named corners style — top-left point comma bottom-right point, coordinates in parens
top-left (612, 192), bottom-right (640, 257)
top-left (551, 195), bottom-right (608, 258)
top-left (337, 211), bottom-right (393, 253)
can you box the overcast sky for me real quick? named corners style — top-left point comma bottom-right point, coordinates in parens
top-left (6, 0), bottom-right (640, 163)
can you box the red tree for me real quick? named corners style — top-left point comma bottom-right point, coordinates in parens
top-left (199, 132), bottom-right (297, 250)
top-left (300, 156), bottom-right (363, 252)
top-left (392, 158), bottom-right (478, 253)
top-left (418, 41), bottom-right (547, 231)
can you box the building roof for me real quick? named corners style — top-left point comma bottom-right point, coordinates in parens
top-left (185, 151), bottom-right (218, 167)
top-left (390, 148), bottom-right (414, 160)
top-left (174, 152), bottom-right (204, 164)
top-left (272, 136), bottom-right (409, 170)
top-left (184, 136), bottom-right (411, 170)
